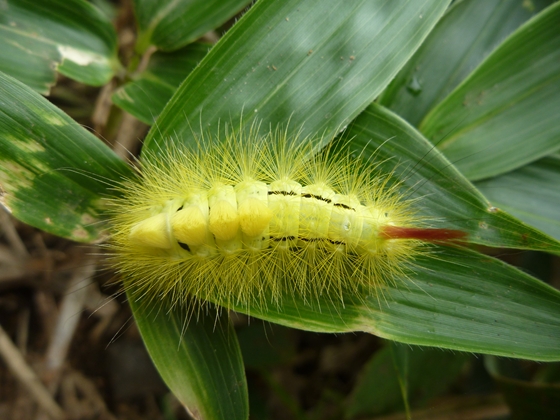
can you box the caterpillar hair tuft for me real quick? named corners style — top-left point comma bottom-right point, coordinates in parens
top-left (108, 125), bottom-right (466, 311)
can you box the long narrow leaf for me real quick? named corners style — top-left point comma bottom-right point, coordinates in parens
top-left (130, 296), bottom-right (249, 420)
top-left (112, 44), bottom-right (210, 124)
top-left (420, 2), bottom-right (560, 180)
top-left (379, 0), bottom-right (553, 126)
top-left (347, 104), bottom-right (560, 252)
top-left (144, 0), bottom-right (452, 153)
top-left (0, 0), bottom-right (119, 93)
top-left (231, 245), bottom-right (560, 361)
top-left (0, 71), bottom-right (130, 242)
top-left (132, 0), bottom-right (251, 52)
top-left (475, 156), bottom-right (560, 242)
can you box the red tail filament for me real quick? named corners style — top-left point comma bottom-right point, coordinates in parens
top-left (380, 226), bottom-right (467, 243)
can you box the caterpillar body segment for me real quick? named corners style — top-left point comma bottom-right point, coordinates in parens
top-left (110, 131), bottom-right (465, 310)
top-left (128, 179), bottom-right (394, 256)
top-left (268, 179), bottom-right (301, 251)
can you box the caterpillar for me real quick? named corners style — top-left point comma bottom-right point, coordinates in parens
top-left (108, 126), bottom-right (466, 311)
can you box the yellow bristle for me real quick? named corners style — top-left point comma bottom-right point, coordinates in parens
top-left (108, 126), bottom-right (429, 311)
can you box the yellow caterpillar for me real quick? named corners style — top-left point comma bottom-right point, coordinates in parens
top-left (109, 127), bottom-right (465, 310)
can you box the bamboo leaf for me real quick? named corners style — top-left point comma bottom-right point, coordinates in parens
top-left (143, 0), bottom-right (452, 153)
top-left (347, 104), bottom-right (560, 252)
top-left (194, 105), bottom-right (560, 361)
top-left (476, 156), bottom-right (560, 242)
top-left (420, 2), bottom-right (560, 180)
top-left (0, 0), bottom-right (120, 94)
top-left (112, 44), bottom-right (210, 124)
top-left (347, 344), bottom-right (469, 418)
top-left (0, 71), bottom-right (131, 242)
top-left (130, 297), bottom-right (249, 420)
top-left (234, 246), bottom-right (560, 362)
top-left (485, 356), bottom-right (560, 419)
top-left (379, 0), bottom-right (553, 126)
top-left (132, 0), bottom-right (251, 52)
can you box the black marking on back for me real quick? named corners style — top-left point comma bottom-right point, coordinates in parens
top-left (298, 237), bottom-right (346, 245)
top-left (334, 202), bottom-right (355, 211)
top-left (271, 236), bottom-right (297, 242)
top-left (268, 190), bottom-right (298, 196)
top-left (299, 237), bottom-right (323, 243)
top-left (301, 193), bottom-right (332, 204)
top-left (270, 235), bottom-right (346, 246)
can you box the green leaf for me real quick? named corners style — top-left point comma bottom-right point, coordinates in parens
top-left (130, 297), bottom-right (249, 420)
top-left (347, 104), bottom-right (560, 253)
top-left (232, 245), bottom-right (560, 361)
top-left (390, 342), bottom-right (411, 417)
top-left (346, 344), bottom-right (469, 418)
top-left (0, 71), bottom-right (131, 242)
top-left (379, 0), bottom-right (554, 126)
top-left (485, 357), bottom-right (560, 419)
top-left (112, 43), bottom-right (210, 124)
top-left (132, 0), bottom-right (251, 52)
top-left (144, 0), bottom-right (452, 153)
top-left (237, 322), bottom-right (296, 370)
top-left (199, 105), bottom-right (560, 360)
top-left (420, 2), bottom-right (560, 181)
top-left (0, 0), bottom-right (120, 94)
top-left (373, 0), bottom-right (560, 246)
top-left (90, 0), bottom-right (118, 21)
top-left (476, 156), bottom-right (560, 242)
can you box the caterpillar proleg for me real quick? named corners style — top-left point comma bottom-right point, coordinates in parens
top-left (109, 126), bottom-right (466, 311)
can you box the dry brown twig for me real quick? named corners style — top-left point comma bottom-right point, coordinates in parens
top-left (0, 324), bottom-right (65, 420)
